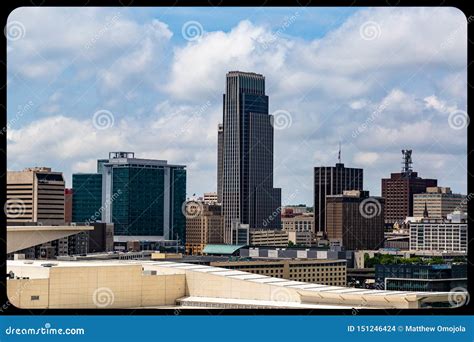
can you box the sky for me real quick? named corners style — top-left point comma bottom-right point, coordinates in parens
top-left (6, 7), bottom-right (468, 206)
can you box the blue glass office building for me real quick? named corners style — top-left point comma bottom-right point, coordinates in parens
top-left (72, 152), bottom-right (186, 243)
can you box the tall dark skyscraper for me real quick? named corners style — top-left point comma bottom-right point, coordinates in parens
top-left (221, 71), bottom-right (281, 243)
top-left (313, 163), bottom-right (363, 234)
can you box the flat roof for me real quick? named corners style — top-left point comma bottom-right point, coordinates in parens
top-left (203, 244), bottom-right (246, 255)
top-left (7, 259), bottom-right (453, 303)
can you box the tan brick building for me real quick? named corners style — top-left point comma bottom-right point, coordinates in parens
top-left (185, 204), bottom-right (224, 255)
top-left (6, 167), bottom-right (65, 224)
top-left (413, 187), bottom-right (466, 219)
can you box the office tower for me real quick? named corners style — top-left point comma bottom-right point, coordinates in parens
top-left (382, 150), bottom-right (437, 226)
top-left (73, 152), bottom-right (186, 244)
top-left (326, 190), bottom-right (385, 250)
top-left (185, 203), bottom-right (224, 255)
top-left (221, 71), bottom-right (281, 243)
top-left (72, 173), bottom-right (103, 223)
top-left (217, 123), bottom-right (224, 204)
top-left (313, 163), bottom-right (363, 234)
top-left (6, 167), bottom-right (65, 224)
top-left (6, 167), bottom-right (71, 258)
top-left (413, 187), bottom-right (467, 219)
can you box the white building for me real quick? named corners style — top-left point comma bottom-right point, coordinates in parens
top-left (409, 212), bottom-right (467, 252)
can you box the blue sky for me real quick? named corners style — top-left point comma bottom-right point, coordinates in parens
top-left (6, 7), bottom-right (468, 205)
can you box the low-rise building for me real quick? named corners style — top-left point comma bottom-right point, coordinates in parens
top-left (375, 263), bottom-right (467, 292)
top-left (249, 229), bottom-right (289, 247)
top-left (281, 205), bottom-right (309, 215)
top-left (409, 212), bottom-right (467, 252)
top-left (281, 213), bottom-right (314, 233)
top-left (249, 229), bottom-right (315, 247)
top-left (210, 259), bottom-right (347, 287)
top-left (6, 259), bottom-right (456, 309)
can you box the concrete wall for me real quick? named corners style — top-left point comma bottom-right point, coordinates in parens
top-left (7, 265), bottom-right (185, 309)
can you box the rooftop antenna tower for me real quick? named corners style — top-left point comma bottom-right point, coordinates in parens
top-left (401, 149), bottom-right (413, 177)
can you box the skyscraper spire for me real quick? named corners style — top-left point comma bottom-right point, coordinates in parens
top-left (338, 141), bottom-right (341, 164)
top-left (423, 201), bottom-right (429, 218)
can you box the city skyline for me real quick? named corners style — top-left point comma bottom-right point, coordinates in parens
top-left (6, 7), bottom-right (468, 206)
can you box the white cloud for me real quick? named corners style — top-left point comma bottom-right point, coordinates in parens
top-left (8, 8), bottom-right (173, 95)
top-left (350, 99), bottom-right (369, 110)
top-left (354, 152), bottom-right (379, 166)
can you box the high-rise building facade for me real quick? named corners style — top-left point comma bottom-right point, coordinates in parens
top-left (413, 187), bottom-right (466, 219)
top-left (221, 71), bottom-right (281, 243)
top-left (313, 163), bottom-right (363, 234)
top-left (382, 150), bottom-right (437, 226)
top-left (185, 203), bottom-right (224, 255)
top-left (326, 190), bottom-right (385, 250)
top-left (72, 173), bottom-right (103, 223)
top-left (6, 167), bottom-right (65, 224)
top-left (217, 123), bottom-right (224, 204)
top-left (72, 152), bottom-right (186, 243)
